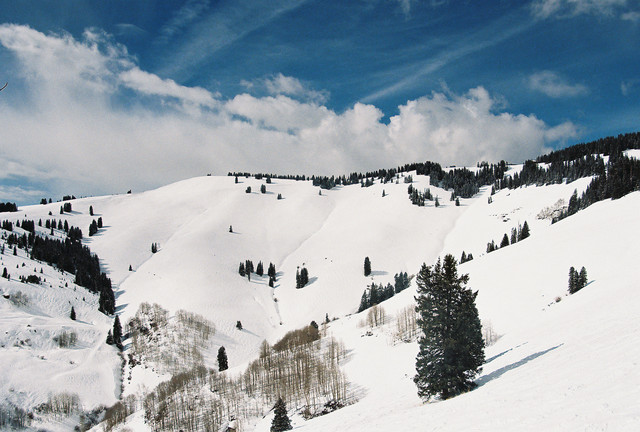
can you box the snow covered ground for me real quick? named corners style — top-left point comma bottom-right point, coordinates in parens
top-left (2, 170), bottom-right (640, 431)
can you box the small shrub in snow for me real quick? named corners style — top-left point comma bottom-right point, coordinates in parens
top-left (9, 290), bottom-right (28, 306)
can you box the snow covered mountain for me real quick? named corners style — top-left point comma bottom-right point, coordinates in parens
top-left (1, 152), bottom-right (640, 431)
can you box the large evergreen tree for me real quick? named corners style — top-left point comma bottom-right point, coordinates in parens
top-left (113, 315), bottom-right (123, 349)
top-left (414, 254), bottom-right (485, 400)
top-left (364, 257), bottom-right (371, 276)
top-left (270, 397), bottom-right (292, 432)
top-left (218, 346), bottom-right (229, 371)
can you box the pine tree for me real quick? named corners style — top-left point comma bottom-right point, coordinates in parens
top-left (510, 227), bottom-right (517, 244)
top-left (364, 257), bottom-right (372, 276)
top-left (236, 320), bottom-right (243, 330)
top-left (256, 261), bottom-right (264, 276)
top-left (97, 217), bottom-right (103, 228)
top-left (568, 266), bottom-right (577, 293)
top-left (113, 315), bottom-right (123, 349)
top-left (229, 225), bottom-right (233, 233)
top-left (261, 184), bottom-right (267, 194)
top-left (2, 267), bottom-right (7, 278)
top-left (218, 346), bottom-right (229, 371)
top-left (89, 205), bottom-right (94, 216)
top-left (519, 221), bottom-right (530, 240)
top-left (70, 306), bottom-right (76, 321)
top-left (414, 254), bottom-right (485, 400)
top-left (578, 266), bottom-right (588, 290)
top-left (500, 233), bottom-right (510, 248)
top-left (239, 262), bottom-right (246, 277)
top-left (268, 263), bottom-right (276, 279)
top-left (270, 397), bottom-right (292, 432)
top-left (106, 329), bottom-right (114, 345)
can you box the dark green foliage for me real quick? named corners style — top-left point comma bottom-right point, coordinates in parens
top-left (579, 267), bottom-right (588, 288)
top-left (364, 257), bottom-right (371, 276)
top-left (277, 193), bottom-right (283, 200)
top-left (510, 228), bottom-right (517, 245)
top-left (236, 320), bottom-right (243, 330)
top-left (28, 234), bottom-right (114, 314)
top-left (358, 281), bottom-right (395, 312)
top-left (519, 221), bottom-right (530, 241)
top-left (151, 243), bottom-right (158, 253)
top-left (106, 329), bottom-right (114, 345)
top-left (2, 267), bottom-right (7, 278)
top-left (486, 240), bottom-right (496, 253)
top-left (455, 197), bottom-right (460, 206)
top-left (2, 220), bottom-right (13, 231)
top-left (245, 186), bottom-right (252, 193)
top-left (89, 205), bottom-right (94, 216)
top-left (129, 265), bottom-right (132, 271)
top-left (70, 306), bottom-right (76, 321)
top-left (270, 397), bottom-right (292, 432)
top-left (0, 202), bottom-right (18, 213)
top-left (394, 271), bottom-right (410, 294)
top-left (89, 220), bottom-right (98, 236)
top-left (266, 177), bottom-right (272, 184)
top-left (500, 233), bottom-right (510, 248)
top-left (229, 225), bottom-right (233, 233)
top-left (296, 267), bottom-right (309, 288)
top-left (261, 184), bottom-right (267, 194)
top-left (268, 262), bottom-right (276, 279)
top-left (256, 261), bottom-right (264, 276)
top-left (414, 255), bottom-right (485, 400)
top-left (435, 196), bottom-right (440, 207)
top-left (239, 262), bottom-right (246, 277)
top-left (218, 346), bottom-right (228, 371)
top-left (235, 175), bottom-right (238, 184)
top-left (97, 217), bottom-right (103, 228)
top-left (569, 266), bottom-right (588, 294)
top-left (113, 316), bottom-right (123, 349)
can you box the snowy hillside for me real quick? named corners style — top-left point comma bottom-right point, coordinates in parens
top-left (2, 166), bottom-right (640, 431)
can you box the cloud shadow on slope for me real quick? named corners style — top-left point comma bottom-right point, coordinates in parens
top-left (476, 344), bottom-right (563, 388)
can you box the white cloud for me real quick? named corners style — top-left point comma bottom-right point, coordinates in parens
top-left (621, 10), bottom-right (640, 21)
top-left (528, 71), bottom-right (589, 98)
top-left (531, 0), bottom-right (630, 19)
top-left (244, 73), bottom-right (329, 104)
top-left (0, 24), bottom-right (578, 200)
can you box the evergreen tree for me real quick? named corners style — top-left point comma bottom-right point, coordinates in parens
top-left (236, 320), bottom-right (243, 330)
top-left (268, 263), bottom-right (276, 279)
top-left (239, 262), bottom-right (246, 277)
top-left (246, 186), bottom-right (252, 193)
top-left (578, 266), bottom-right (588, 290)
top-left (500, 233), bottom-right (510, 248)
top-left (113, 315), bottom-right (123, 349)
top-left (2, 267), bottom-right (7, 278)
top-left (256, 261), bottom-right (264, 276)
top-left (269, 276), bottom-right (275, 287)
top-left (568, 266), bottom-right (577, 293)
top-left (218, 346), bottom-right (229, 371)
top-left (89, 205), bottom-right (94, 216)
top-left (229, 225), bottom-right (233, 233)
top-left (270, 397), bottom-right (292, 432)
top-left (519, 221), bottom-right (530, 241)
top-left (70, 306), bottom-right (76, 321)
top-left (261, 184), bottom-right (267, 194)
top-left (510, 227), bottom-right (517, 245)
top-left (460, 251), bottom-right (467, 264)
top-left (455, 197), bottom-right (460, 206)
top-left (106, 329), bottom-right (114, 345)
top-left (277, 193), bottom-right (283, 200)
top-left (97, 217), bottom-right (103, 228)
top-left (364, 257), bottom-right (372, 276)
top-left (414, 255), bottom-right (485, 400)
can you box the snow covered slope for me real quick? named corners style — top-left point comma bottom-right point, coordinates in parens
top-left (3, 170), bottom-right (640, 431)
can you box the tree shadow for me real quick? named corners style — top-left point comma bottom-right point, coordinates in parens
top-left (476, 344), bottom-right (563, 387)
top-left (369, 270), bottom-right (388, 276)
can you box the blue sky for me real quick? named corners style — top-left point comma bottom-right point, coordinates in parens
top-left (0, 0), bottom-right (639, 204)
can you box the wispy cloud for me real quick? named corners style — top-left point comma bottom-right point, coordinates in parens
top-left (156, 0), bottom-right (310, 81)
top-left (531, 0), bottom-right (631, 19)
top-left (0, 24), bottom-right (578, 201)
top-left (157, 0), bottom-right (211, 43)
top-left (621, 10), bottom-right (640, 21)
top-left (621, 79), bottom-right (638, 96)
top-left (241, 73), bottom-right (329, 104)
top-left (361, 11), bottom-right (535, 103)
top-left (528, 71), bottom-right (589, 98)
